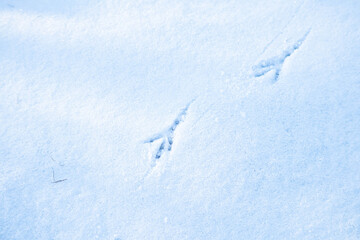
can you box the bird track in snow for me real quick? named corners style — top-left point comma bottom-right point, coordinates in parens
top-left (144, 99), bottom-right (195, 169)
top-left (252, 29), bottom-right (311, 83)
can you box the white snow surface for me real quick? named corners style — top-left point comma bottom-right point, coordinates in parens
top-left (1, 0), bottom-right (360, 239)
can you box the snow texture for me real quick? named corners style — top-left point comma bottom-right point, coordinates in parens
top-left (1, 0), bottom-right (360, 239)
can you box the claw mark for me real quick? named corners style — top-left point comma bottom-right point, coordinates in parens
top-left (144, 99), bottom-right (195, 169)
top-left (51, 167), bottom-right (67, 183)
top-left (260, 0), bottom-right (306, 56)
top-left (252, 29), bottom-right (311, 83)
top-left (51, 156), bottom-right (65, 166)
top-left (189, 102), bottom-right (216, 132)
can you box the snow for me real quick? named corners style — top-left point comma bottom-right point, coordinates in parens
top-left (1, 0), bottom-right (360, 239)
